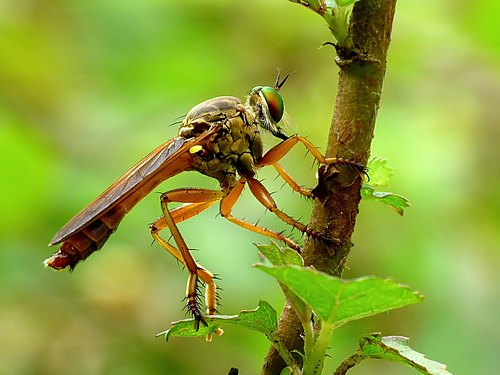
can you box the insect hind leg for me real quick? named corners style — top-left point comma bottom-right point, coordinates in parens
top-left (150, 188), bottom-right (224, 340)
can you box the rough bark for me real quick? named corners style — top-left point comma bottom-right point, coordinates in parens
top-left (262, 1), bottom-right (397, 373)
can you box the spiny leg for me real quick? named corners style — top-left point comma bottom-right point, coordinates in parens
top-left (272, 163), bottom-right (313, 198)
top-left (219, 178), bottom-right (302, 251)
top-left (149, 188), bottom-right (224, 335)
top-left (153, 199), bottom-right (222, 232)
top-left (245, 176), bottom-right (338, 245)
top-left (255, 135), bottom-right (365, 246)
top-left (258, 134), bottom-right (366, 172)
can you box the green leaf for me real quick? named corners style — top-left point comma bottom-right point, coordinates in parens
top-left (158, 300), bottom-right (299, 368)
top-left (362, 156), bottom-right (409, 215)
top-left (361, 185), bottom-right (410, 216)
top-left (256, 242), bottom-right (303, 267)
top-left (358, 333), bottom-right (453, 375)
top-left (158, 319), bottom-right (221, 340)
top-left (367, 156), bottom-right (393, 187)
top-left (288, 1), bottom-right (350, 44)
top-left (159, 300), bottom-right (278, 340)
top-left (255, 242), bottom-right (309, 322)
top-left (223, 299), bottom-right (278, 335)
top-left (255, 265), bottom-right (424, 327)
top-left (336, 0), bottom-right (362, 6)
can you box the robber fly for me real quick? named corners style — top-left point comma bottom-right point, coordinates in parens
top-left (46, 74), bottom-right (365, 335)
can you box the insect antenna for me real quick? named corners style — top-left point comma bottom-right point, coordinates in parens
top-left (274, 71), bottom-right (290, 91)
top-left (168, 114), bottom-right (187, 128)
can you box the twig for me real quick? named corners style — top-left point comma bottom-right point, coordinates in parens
top-left (262, 1), bottom-right (397, 373)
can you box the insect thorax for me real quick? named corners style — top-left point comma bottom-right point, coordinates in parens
top-left (179, 96), bottom-right (264, 190)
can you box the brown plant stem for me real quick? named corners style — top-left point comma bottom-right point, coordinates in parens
top-left (261, 1), bottom-right (397, 373)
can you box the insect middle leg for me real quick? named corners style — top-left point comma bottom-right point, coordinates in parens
top-left (272, 163), bottom-right (314, 198)
top-left (149, 188), bottom-right (224, 330)
top-left (220, 178), bottom-right (305, 252)
top-left (243, 176), bottom-right (336, 245)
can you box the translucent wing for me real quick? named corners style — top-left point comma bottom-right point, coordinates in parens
top-left (49, 125), bottom-right (220, 245)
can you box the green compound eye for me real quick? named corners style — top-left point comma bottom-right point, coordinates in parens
top-left (261, 86), bottom-right (284, 123)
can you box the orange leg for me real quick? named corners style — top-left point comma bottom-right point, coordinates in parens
top-left (149, 188), bottom-right (224, 336)
top-left (257, 134), bottom-right (338, 167)
top-left (244, 176), bottom-right (336, 244)
top-left (219, 178), bottom-right (302, 251)
top-left (272, 163), bottom-right (313, 198)
top-left (257, 134), bottom-right (363, 167)
top-left (260, 135), bottom-right (366, 201)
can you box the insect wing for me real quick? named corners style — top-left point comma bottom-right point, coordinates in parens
top-left (49, 125), bottom-right (220, 245)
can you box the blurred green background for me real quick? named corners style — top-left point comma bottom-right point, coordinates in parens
top-left (1, 0), bottom-right (498, 374)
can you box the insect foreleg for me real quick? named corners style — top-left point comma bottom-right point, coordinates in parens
top-left (149, 188), bottom-right (224, 340)
top-left (257, 134), bottom-right (365, 172)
